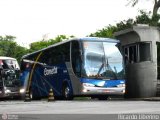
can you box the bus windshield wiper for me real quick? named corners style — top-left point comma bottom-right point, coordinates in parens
top-left (97, 63), bottom-right (105, 75)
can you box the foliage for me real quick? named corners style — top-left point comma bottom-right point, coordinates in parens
top-left (128, 0), bottom-right (160, 16)
top-left (14, 46), bottom-right (29, 62)
top-left (29, 35), bottom-right (74, 52)
top-left (135, 10), bottom-right (160, 26)
top-left (127, 0), bottom-right (140, 7)
top-left (89, 19), bottom-right (134, 38)
top-left (89, 25), bottom-right (117, 38)
top-left (0, 35), bottom-right (75, 63)
top-left (0, 35), bottom-right (28, 62)
top-left (0, 35), bottom-right (74, 63)
top-left (116, 18), bottom-right (135, 31)
top-left (89, 11), bottom-right (160, 38)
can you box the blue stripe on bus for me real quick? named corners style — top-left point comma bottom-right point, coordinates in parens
top-left (80, 78), bottom-right (125, 87)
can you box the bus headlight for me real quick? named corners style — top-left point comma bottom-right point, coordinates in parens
top-left (82, 89), bottom-right (88, 93)
top-left (83, 83), bottom-right (95, 87)
top-left (122, 89), bottom-right (125, 93)
top-left (5, 89), bottom-right (11, 93)
top-left (20, 88), bottom-right (25, 93)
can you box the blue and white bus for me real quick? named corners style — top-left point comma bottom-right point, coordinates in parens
top-left (20, 37), bottom-right (125, 100)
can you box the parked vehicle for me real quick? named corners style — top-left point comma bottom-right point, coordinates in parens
top-left (20, 37), bottom-right (125, 100)
top-left (0, 57), bottom-right (23, 99)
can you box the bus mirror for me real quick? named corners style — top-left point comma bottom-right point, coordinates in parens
top-left (116, 43), bottom-right (122, 54)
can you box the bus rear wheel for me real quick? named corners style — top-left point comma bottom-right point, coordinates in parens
top-left (62, 84), bottom-right (73, 100)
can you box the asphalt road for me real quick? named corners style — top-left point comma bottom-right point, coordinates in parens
top-left (0, 99), bottom-right (159, 120)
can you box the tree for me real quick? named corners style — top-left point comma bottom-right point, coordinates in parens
top-left (89, 10), bottom-right (160, 38)
top-left (14, 46), bottom-right (29, 63)
top-left (0, 35), bottom-right (28, 63)
top-left (89, 25), bottom-right (118, 38)
top-left (128, 0), bottom-right (160, 16)
top-left (29, 35), bottom-right (74, 52)
top-left (153, 0), bottom-right (160, 15)
top-left (89, 19), bottom-right (135, 38)
top-left (0, 35), bottom-right (17, 56)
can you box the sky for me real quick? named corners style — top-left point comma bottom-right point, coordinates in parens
top-left (0, 0), bottom-right (153, 48)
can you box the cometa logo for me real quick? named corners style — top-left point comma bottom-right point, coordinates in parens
top-left (44, 67), bottom-right (57, 76)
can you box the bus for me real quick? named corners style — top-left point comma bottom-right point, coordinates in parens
top-left (20, 37), bottom-right (125, 100)
top-left (0, 57), bottom-right (22, 99)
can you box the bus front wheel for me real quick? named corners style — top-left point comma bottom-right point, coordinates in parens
top-left (62, 84), bottom-right (73, 100)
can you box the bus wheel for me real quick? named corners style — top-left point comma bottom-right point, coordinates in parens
top-left (62, 84), bottom-right (73, 100)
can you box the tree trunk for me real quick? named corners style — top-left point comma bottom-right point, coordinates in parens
top-left (153, 0), bottom-right (160, 16)
top-left (153, 5), bottom-right (159, 15)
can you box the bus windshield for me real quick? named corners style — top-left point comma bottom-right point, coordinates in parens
top-left (82, 41), bottom-right (124, 80)
top-left (0, 58), bottom-right (20, 87)
top-left (0, 59), bottom-right (20, 70)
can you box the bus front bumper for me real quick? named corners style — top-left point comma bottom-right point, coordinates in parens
top-left (0, 88), bottom-right (22, 98)
top-left (0, 92), bottom-right (21, 98)
top-left (82, 86), bottom-right (125, 95)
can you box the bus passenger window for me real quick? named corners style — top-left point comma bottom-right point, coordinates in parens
top-left (71, 41), bottom-right (81, 77)
top-left (61, 42), bottom-right (70, 62)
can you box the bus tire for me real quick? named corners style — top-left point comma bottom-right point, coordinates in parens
top-left (62, 84), bottom-right (73, 100)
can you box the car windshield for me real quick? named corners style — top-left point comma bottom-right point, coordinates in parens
top-left (82, 41), bottom-right (124, 80)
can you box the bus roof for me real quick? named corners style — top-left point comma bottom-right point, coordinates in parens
top-left (0, 56), bottom-right (17, 60)
top-left (78, 37), bottom-right (119, 42)
top-left (22, 37), bottom-right (119, 59)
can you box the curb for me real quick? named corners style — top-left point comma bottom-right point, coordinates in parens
top-left (143, 97), bottom-right (160, 101)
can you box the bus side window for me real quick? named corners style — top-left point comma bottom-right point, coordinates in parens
top-left (61, 42), bottom-right (70, 62)
top-left (71, 41), bottom-right (81, 77)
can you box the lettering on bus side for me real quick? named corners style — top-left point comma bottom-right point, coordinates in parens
top-left (44, 67), bottom-right (58, 76)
